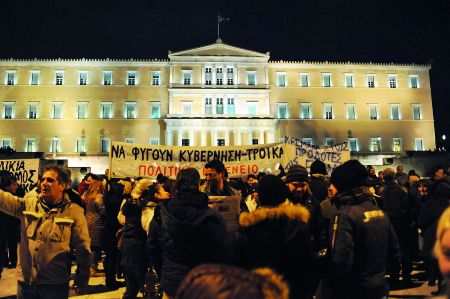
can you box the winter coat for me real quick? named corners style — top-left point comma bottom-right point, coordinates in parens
top-left (379, 182), bottom-right (413, 234)
top-left (233, 203), bottom-right (317, 299)
top-left (103, 180), bottom-right (126, 249)
top-left (325, 187), bottom-right (400, 299)
top-left (418, 177), bottom-right (450, 254)
top-left (0, 189), bottom-right (91, 286)
top-left (147, 190), bottom-right (228, 297)
top-left (83, 192), bottom-right (105, 247)
top-left (120, 197), bottom-right (148, 267)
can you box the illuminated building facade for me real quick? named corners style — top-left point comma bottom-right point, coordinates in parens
top-left (0, 41), bottom-right (435, 171)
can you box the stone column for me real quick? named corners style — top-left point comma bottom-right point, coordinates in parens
top-left (234, 130), bottom-right (241, 146)
top-left (165, 130), bottom-right (173, 146)
top-left (267, 131), bottom-right (275, 144)
top-left (177, 130), bottom-right (183, 146)
top-left (248, 130), bottom-right (253, 145)
top-left (259, 130), bottom-right (265, 144)
top-left (225, 131), bottom-right (230, 146)
top-left (189, 130), bottom-right (195, 146)
top-left (201, 130), bottom-right (207, 146)
top-left (211, 130), bottom-right (217, 146)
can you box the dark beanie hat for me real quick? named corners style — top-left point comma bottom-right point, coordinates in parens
top-left (310, 159), bottom-right (327, 175)
top-left (285, 165), bottom-right (309, 183)
top-left (257, 174), bottom-right (287, 207)
top-left (330, 160), bottom-right (368, 192)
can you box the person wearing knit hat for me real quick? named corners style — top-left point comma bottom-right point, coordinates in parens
top-left (285, 164), bottom-right (323, 256)
top-left (309, 160), bottom-right (329, 203)
top-left (324, 160), bottom-right (401, 298)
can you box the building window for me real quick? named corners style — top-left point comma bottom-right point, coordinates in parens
top-left (323, 103), bottom-right (333, 119)
top-left (30, 71), bottom-right (40, 85)
top-left (79, 71), bottom-right (88, 85)
top-left (369, 104), bottom-right (379, 120)
top-left (277, 72), bottom-right (286, 87)
top-left (247, 102), bottom-right (257, 115)
top-left (26, 138), bottom-right (37, 152)
top-left (183, 71), bottom-right (192, 85)
top-left (325, 138), bottom-right (334, 147)
top-left (101, 102), bottom-right (113, 119)
top-left (412, 105), bottom-right (422, 120)
top-left (152, 71), bottom-right (161, 86)
top-left (392, 138), bottom-right (402, 152)
top-left (3, 102), bottom-right (14, 119)
top-left (388, 74), bottom-right (397, 88)
top-left (182, 102), bottom-right (192, 115)
top-left (367, 74), bottom-right (375, 88)
top-left (1, 138), bottom-right (12, 148)
top-left (415, 138), bottom-right (424, 151)
top-left (346, 104), bottom-right (357, 120)
top-left (216, 98), bottom-right (224, 114)
top-left (28, 102), bottom-right (39, 119)
top-left (277, 103), bottom-right (288, 119)
top-left (302, 138), bottom-right (313, 145)
top-left (205, 98), bottom-right (212, 114)
top-left (204, 68), bottom-right (212, 85)
top-left (390, 104), bottom-right (401, 120)
top-left (103, 71), bottom-right (113, 85)
top-left (349, 138), bottom-right (359, 152)
top-left (216, 68), bottom-right (223, 85)
top-left (125, 102), bottom-right (136, 119)
top-left (322, 73), bottom-right (332, 87)
top-left (55, 71), bottom-right (64, 85)
top-left (125, 138), bottom-right (135, 144)
top-left (100, 138), bottom-right (110, 153)
top-left (345, 73), bottom-right (354, 87)
top-left (149, 138), bottom-right (160, 145)
top-left (77, 102), bottom-right (88, 119)
top-left (409, 75), bottom-right (419, 88)
top-left (127, 71), bottom-right (137, 85)
top-left (370, 137), bottom-right (382, 152)
top-left (150, 102), bottom-right (161, 119)
top-left (50, 137), bottom-right (61, 153)
top-left (218, 139), bottom-right (226, 146)
top-left (227, 98), bottom-right (235, 115)
top-left (6, 71), bottom-right (16, 85)
top-left (300, 103), bottom-right (312, 119)
top-left (75, 138), bottom-right (86, 153)
top-left (227, 67), bottom-right (234, 85)
top-left (52, 102), bottom-right (63, 119)
top-left (300, 73), bottom-right (309, 87)
top-left (247, 71), bottom-right (256, 86)
top-left (181, 139), bottom-right (190, 146)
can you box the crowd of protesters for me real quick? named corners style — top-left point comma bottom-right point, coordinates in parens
top-left (0, 160), bottom-right (449, 299)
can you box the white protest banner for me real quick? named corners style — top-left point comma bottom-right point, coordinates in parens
top-left (0, 159), bottom-right (40, 192)
top-left (208, 195), bottom-right (240, 232)
top-left (109, 141), bottom-right (284, 179)
top-left (282, 136), bottom-right (350, 175)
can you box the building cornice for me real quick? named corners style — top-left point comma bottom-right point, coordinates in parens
top-left (269, 60), bottom-right (431, 70)
top-left (0, 58), bottom-right (169, 67)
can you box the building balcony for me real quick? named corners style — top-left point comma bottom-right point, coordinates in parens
top-left (168, 83), bottom-right (270, 89)
top-left (166, 113), bottom-right (274, 119)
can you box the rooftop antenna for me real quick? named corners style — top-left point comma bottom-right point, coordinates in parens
top-left (217, 13), bottom-right (229, 43)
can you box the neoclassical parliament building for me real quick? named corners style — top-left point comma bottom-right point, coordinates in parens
top-left (0, 40), bottom-right (435, 171)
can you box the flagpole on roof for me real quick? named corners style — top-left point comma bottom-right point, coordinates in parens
top-left (217, 13), bottom-right (229, 42)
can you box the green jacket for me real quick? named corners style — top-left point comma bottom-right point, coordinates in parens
top-left (0, 188), bottom-right (91, 286)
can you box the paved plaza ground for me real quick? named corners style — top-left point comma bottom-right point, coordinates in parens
top-left (0, 262), bottom-right (441, 299)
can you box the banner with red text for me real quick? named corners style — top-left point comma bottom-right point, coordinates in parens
top-left (109, 141), bottom-right (283, 179)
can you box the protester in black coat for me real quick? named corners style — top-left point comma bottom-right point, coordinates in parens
top-left (309, 159), bottom-right (329, 203)
top-left (379, 167), bottom-right (414, 282)
top-left (418, 176), bottom-right (450, 287)
top-left (233, 174), bottom-right (317, 299)
top-left (147, 168), bottom-right (228, 298)
top-left (324, 160), bottom-right (400, 299)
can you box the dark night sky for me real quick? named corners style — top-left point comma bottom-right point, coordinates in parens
top-left (1, 0), bottom-right (449, 145)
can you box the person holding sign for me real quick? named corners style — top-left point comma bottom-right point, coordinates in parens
top-left (0, 165), bottom-right (91, 298)
top-left (201, 159), bottom-right (242, 211)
